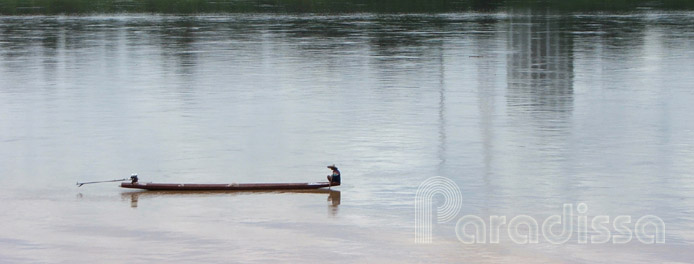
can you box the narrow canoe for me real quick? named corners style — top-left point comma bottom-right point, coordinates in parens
top-left (120, 182), bottom-right (338, 191)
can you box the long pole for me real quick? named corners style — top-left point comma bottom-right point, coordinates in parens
top-left (77, 178), bottom-right (127, 187)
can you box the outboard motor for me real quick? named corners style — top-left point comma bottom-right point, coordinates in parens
top-left (130, 174), bottom-right (139, 184)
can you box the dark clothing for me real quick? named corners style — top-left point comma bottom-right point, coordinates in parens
top-left (328, 170), bottom-right (341, 184)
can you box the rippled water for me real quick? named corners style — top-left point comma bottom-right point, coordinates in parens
top-left (1, 12), bottom-right (693, 263)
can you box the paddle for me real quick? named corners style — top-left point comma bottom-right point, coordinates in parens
top-left (76, 178), bottom-right (127, 187)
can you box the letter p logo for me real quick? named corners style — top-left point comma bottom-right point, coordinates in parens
top-left (415, 176), bottom-right (462, 244)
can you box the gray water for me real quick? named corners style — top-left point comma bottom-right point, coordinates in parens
top-left (1, 12), bottom-right (693, 263)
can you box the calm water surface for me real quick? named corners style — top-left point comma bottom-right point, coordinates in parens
top-left (1, 12), bottom-right (693, 263)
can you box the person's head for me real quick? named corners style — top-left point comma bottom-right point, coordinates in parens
top-left (327, 165), bottom-right (338, 171)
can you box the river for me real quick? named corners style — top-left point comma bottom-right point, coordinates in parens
top-left (1, 11), bottom-right (693, 263)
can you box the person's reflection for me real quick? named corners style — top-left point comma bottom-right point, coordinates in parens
top-left (129, 192), bottom-right (139, 208)
top-left (328, 190), bottom-right (341, 216)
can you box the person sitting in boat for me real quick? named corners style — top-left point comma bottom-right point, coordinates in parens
top-left (130, 174), bottom-right (138, 184)
top-left (327, 165), bottom-right (340, 185)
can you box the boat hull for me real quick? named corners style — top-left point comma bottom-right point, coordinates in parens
top-left (120, 182), bottom-right (338, 191)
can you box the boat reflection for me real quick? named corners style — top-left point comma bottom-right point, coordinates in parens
top-left (123, 189), bottom-right (341, 215)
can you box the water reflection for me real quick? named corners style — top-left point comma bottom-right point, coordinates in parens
top-left (123, 189), bottom-right (340, 216)
top-left (507, 11), bottom-right (574, 120)
top-left (499, 10), bottom-right (575, 208)
top-left (505, 11), bottom-right (574, 162)
top-left (472, 18), bottom-right (501, 212)
top-left (158, 18), bottom-right (199, 76)
top-left (327, 190), bottom-right (341, 216)
top-left (436, 42), bottom-right (446, 176)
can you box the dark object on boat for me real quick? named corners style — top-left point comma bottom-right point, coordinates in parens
top-left (130, 174), bottom-right (138, 183)
top-left (327, 164), bottom-right (340, 185)
top-left (120, 181), bottom-right (338, 191)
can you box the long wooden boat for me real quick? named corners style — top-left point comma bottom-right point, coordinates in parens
top-left (120, 181), bottom-right (338, 191)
